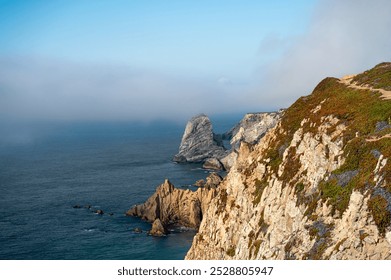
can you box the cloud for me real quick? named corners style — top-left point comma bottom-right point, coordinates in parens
top-left (250, 0), bottom-right (391, 108)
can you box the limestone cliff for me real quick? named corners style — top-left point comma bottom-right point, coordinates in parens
top-left (186, 62), bottom-right (391, 260)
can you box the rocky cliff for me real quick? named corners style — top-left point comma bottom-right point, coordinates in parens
top-left (220, 111), bottom-right (282, 170)
top-left (186, 62), bottom-right (391, 260)
top-left (224, 111), bottom-right (283, 151)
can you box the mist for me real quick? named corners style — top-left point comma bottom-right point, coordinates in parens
top-left (0, 0), bottom-right (390, 125)
top-left (0, 56), bottom-right (246, 123)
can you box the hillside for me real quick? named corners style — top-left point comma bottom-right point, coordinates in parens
top-left (186, 62), bottom-right (391, 259)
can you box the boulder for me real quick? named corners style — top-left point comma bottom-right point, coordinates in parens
top-left (203, 158), bottom-right (224, 170)
top-left (194, 179), bottom-right (206, 187)
top-left (149, 218), bottom-right (167, 236)
top-left (219, 151), bottom-right (238, 170)
top-left (205, 172), bottom-right (223, 189)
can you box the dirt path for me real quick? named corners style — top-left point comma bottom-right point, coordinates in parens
top-left (339, 75), bottom-right (391, 100)
top-left (366, 133), bottom-right (391, 142)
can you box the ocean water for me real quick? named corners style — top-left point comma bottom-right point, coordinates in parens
top-left (0, 117), bottom-right (240, 260)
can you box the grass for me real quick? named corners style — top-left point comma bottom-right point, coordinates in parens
top-left (244, 63), bottom-right (391, 246)
top-left (368, 195), bottom-right (391, 236)
top-left (252, 179), bottom-right (267, 205)
top-left (319, 179), bottom-right (353, 217)
top-left (268, 70), bottom-right (391, 220)
top-left (352, 62), bottom-right (391, 90)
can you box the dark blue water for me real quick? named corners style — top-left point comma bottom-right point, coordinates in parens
top-left (0, 117), bottom-right (240, 260)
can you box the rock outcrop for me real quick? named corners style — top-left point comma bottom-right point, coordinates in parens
top-left (127, 174), bottom-right (222, 229)
top-left (173, 114), bottom-right (226, 163)
top-left (224, 111), bottom-right (283, 151)
top-left (149, 219), bottom-right (167, 236)
top-left (173, 112), bottom-right (281, 171)
top-left (218, 111), bottom-right (282, 170)
top-left (185, 63), bottom-right (391, 260)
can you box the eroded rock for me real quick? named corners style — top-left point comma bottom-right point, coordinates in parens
top-left (149, 219), bottom-right (167, 236)
top-left (203, 158), bottom-right (224, 170)
top-left (173, 114), bottom-right (226, 163)
top-left (127, 177), bottom-right (219, 229)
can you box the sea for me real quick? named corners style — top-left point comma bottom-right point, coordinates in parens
top-left (0, 116), bottom-right (240, 260)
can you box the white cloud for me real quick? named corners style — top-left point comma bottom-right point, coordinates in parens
top-left (251, 0), bottom-right (391, 108)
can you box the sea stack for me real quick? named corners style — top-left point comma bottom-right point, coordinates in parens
top-left (173, 114), bottom-right (226, 164)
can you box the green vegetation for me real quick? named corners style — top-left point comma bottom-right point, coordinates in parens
top-left (252, 179), bottom-right (267, 205)
top-left (352, 62), bottom-right (391, 90)
top-left (253, 240), bottom-right (262, 256)
top-left (319, 179), bottom-right (352, 216)
top-left (258, 210), bottom-right (269, 233)
top-left (304, 240), bottom-right (329, 260)
top-left (244, 63), bottom-right (391, 246)
top-left (226, 246), bottom-right (236, 257)
top-left (295, 182), bottom-right (305, 193)
top-left (368, 195), bottom-right (391, 236)
top-left (215, 189), bottom-right (228, 215)
top-left (334, 237), bottom-right (348, 252)
top-left (259, 64), bottom-right (390, 228)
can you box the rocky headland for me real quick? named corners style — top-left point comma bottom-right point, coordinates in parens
top-left (128, 62), bottom-right (391, 259)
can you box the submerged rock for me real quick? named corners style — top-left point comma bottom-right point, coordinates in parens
top-left (95, 209), bottom-right (104, 215)
top-left (133, 227), bottom-right (143, 233)
top-left (173, 114), bottom-right (226, 163)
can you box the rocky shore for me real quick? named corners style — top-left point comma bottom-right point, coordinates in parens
top-left (126, 173), bottom-right (222, 235)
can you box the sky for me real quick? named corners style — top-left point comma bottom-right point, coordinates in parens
top-left (0, 0), bottom-right (390, 122)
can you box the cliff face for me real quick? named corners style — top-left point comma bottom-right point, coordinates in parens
top-left (186, 63), bottom-right (391, 260)
top-left (224, 111), bottom-right (283, 151)
top-left (220, 111), bottom-right (282, 170)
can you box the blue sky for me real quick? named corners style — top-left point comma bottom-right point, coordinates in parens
top-left (0, 0), bottom-right (315, 77)
top-left (0, 0), bottom-right (390, 121)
